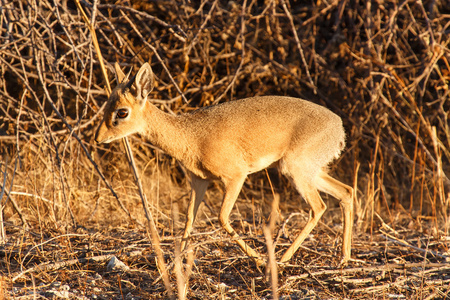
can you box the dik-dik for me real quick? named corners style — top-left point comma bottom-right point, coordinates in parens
top-left (95, 62), bottom-right (354, 266)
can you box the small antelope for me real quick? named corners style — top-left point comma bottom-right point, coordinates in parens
top-left (95, 62), bottom-right (354, 266)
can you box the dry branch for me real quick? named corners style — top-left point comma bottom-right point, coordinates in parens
top-left (11, 249), bottom-right (147, 283)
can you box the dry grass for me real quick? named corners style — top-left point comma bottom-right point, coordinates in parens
top-left (0, 0), bottom-right (449, 299)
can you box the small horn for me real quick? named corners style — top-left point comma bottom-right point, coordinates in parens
top-left (124, 74), bottom-right (137, 90)
top-left (125, 67), bottom-right (133, 82)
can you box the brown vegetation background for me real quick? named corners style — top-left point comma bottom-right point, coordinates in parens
top-left (0, 0), bottom-right (449, 299)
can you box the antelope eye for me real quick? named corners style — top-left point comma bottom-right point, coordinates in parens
top-left (116, 109), bottom-right (128, 119)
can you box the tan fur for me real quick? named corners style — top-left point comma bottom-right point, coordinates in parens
top-left (95, 62), bottom-right (354, 266)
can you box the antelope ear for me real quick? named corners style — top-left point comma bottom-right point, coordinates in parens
top-left (114, 62), bottom-right (126, 84)
top-left (135, 62), bottom-right (154, 103)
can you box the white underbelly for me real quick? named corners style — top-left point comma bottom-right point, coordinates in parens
top-left (247, 154), bottom-right (280, 174)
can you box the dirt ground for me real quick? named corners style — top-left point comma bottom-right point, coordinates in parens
top-left (3, 215), bottom-right (450, 299)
